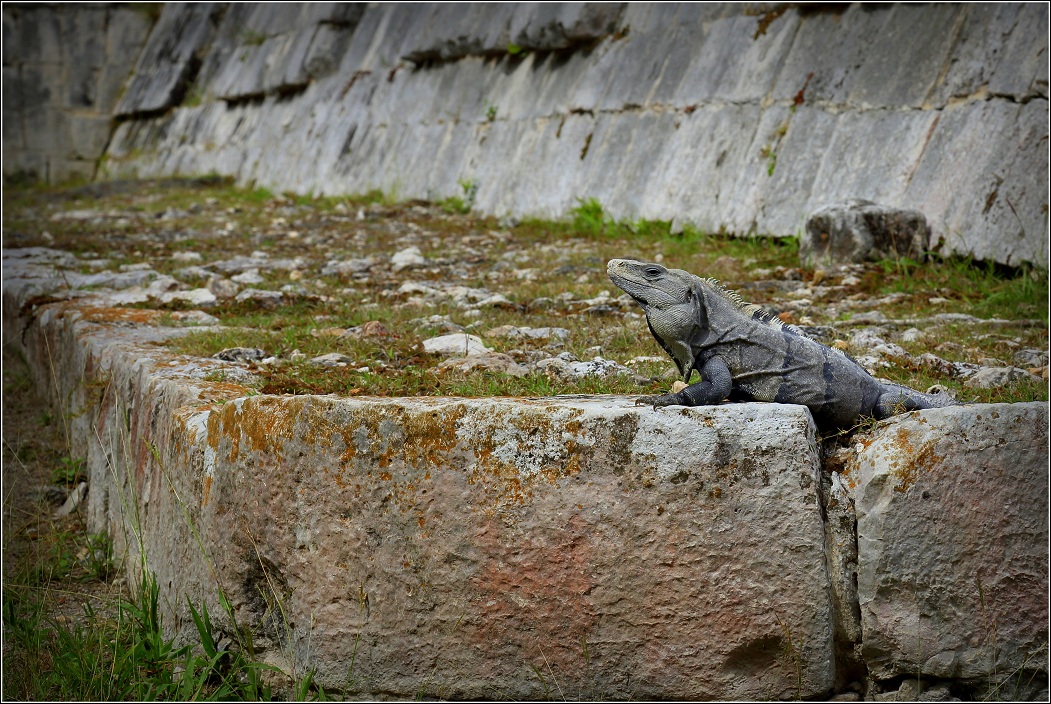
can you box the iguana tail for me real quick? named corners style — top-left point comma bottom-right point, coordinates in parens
top-left (874, 382), bottom-right (959, 419)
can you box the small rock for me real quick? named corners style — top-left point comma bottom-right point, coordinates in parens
top-left (928, 296), bottom-right (951, 305)
top-left (918, 685), bottom-right (960, 701)
top-left (916, 353), bottom-right (957, 377)
top-left (476, 293), bottom-right (516, 309)
top-left (208, 277), bottom-right (240, 299)
top-left (234, 288), bottom-right (284, 308)
top-left (977, 357), bottom-right (1007, 367)
top-left (901, 327), bottom-right (925, 343)
top-left (309, 353), bottom-right (353, 367)
top-left (341, 321), bottom-right (390, 339)
top-left (435, 353), bottom-right (530, 377)
top-left (159, 288), bottom-right (218, 308)
top-left (487, 325), bottom-right (570, 342)
top-left (169, 310), bottom-right (221, 326)
top-left (391, 246), bottom-right (426, 272)
top-left (174, 265), bottom-right (213, 282)
top-left (964, 366), bottom-right (1041, 389)
top-left (422, 333), bottom-right (491, 357)
top-left (584, 304), bottom-right (620, 317)
top-left (536, 355), bottom-right (634, 380)
top-left (289, 349), bottom-right (307, 362)
top-left (53, 481), bottom-right (88, 517)
top-left (321, 258), bottom-right (374, 277)
top-left (213, 347), bottom-right (267, 363)
top-left (850, 310), bottom-right (888, 324)
top-left (850, 330), bottom-right (889, 348)
top-left (171, 251), bottom-right (203, 263)
top-left (1013, 348), bottom-right (1050, 367)
top-left (119, 262), bottom-right (153, 272)
top-left (231, 268), bottom-right (265, 285)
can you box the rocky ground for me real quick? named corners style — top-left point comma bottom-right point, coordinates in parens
top-left (3, 177), bottom-right (1047, 413)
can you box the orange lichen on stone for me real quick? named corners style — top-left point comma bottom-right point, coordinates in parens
top-left (75, 305), bottom-right (164, 326)
top-left (202, 475), bottom-right (213, 506)
top-left (197, 380), bottom-right (255, 402)
top-left (888, 426), bottom-right (944, 493)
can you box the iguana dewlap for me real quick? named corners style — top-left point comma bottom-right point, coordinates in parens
top-left (607, 258), bottom-right (958, 430)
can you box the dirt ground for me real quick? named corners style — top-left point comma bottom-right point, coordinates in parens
top-left (1, 345), bottom-right (129, 676)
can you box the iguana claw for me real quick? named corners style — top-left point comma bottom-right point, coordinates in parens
top-left (635, 394), bottom-right (676, 409)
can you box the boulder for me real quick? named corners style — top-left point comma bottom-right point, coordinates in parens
top-left (849, 403), bottom-right (1049, 687)
top-left (801, 200), bottom-right (930, 268)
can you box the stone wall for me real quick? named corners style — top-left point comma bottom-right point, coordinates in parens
top-left (4, 3), bottom-right (1049, 264)
top-left (2, 3), bottom-right (155, 184)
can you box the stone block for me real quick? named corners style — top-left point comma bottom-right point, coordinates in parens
top-left (929, 4), bottom-right (1025, 104)
top-left (848, 4), bottom-right (961, 109)
top-left (117, 3), bottom-right (221, 115)
top-left (850, 403), bottom-right (1049, 685)
top-left (670, 8), bottom-right (798, 105)
top-left (800, 200), bottom-right (930, 268)
top-left (771, 4), bottom-right (891, 106)
top-left (986, 3), bottom-right (1049, 100)
top-left (25, 106), bottom-right (70, 156)
top-left (509, 3), bottom-right (626, 53)
top-left (6, 5), bottom-right (63, 64)
top-left (303, 23), bottom-right (356, 80)
top-left (904, 99), bottom-right (1050, 267)
top-left (803, 109), bottom-right (939, 218)
top-left (739, 106), bottom-right (840, 238)
top-left (68, 115), bottom-right (113, 160)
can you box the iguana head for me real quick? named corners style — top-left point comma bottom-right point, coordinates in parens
top-left (607, 258), bottom-right (705, 381)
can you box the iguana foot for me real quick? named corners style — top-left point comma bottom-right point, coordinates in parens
top-left (635, 393), bottom-right (680, 409)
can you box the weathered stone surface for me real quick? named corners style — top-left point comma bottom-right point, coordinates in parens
top-left (801, 200), bottom-right (931, 268)
top-left (170, 395), bottom-right (836, 700)
top-left (849, 403), bottom-right (1049, 685)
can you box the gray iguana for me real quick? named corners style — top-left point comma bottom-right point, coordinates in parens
top-left (607, 258), bottom-right (958, 430)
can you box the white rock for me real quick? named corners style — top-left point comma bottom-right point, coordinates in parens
top-left (231, 268), bottom-right (265, 284)
top-left (391, 246), bottom-right (426, 272)
top-left (159, 288), bottom-right (218, 308)
top-left (422, 333), bottom-right (491, 357)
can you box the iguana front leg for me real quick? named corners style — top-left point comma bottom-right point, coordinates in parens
top-left (636, 356), bottom-right (732, 409)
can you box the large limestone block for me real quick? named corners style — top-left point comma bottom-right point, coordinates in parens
top-left (904, 99), bottom-right (1050, 267)
top-left (847, 4), bottom-right (961, 109)
top-left (931, 3), bottom-right (1049, 103)
top-left (117, 3), bottom-right (221, 116)
top-left (851, 403), bottom-right (1050, 685)
top-left (174, 397), bottom-right (834, 699)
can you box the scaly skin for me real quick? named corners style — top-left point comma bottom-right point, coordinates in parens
top-left (607, 258), bottom-right (958, 430)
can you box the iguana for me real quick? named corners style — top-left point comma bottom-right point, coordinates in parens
top-left (607, 258), bottom-right (958, 430)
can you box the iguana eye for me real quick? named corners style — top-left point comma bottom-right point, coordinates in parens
top-left (644, 266), bottom-right (662, 278)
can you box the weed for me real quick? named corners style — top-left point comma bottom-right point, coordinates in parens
top-left (51, 455), bottom-right (86, 485)
top-left (241, 29), bottom-right (268, 46)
